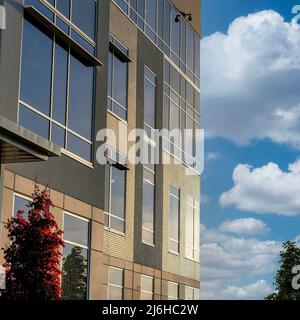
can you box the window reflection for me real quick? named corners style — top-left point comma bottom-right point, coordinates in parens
top-left (169, 185), bottom-right (180, 253)
top-left (108, 267), bottom-right (124, 300)
top-left (19, 20), bottom-right (94, 162)
top-left (107, 35), bottom-right (128, 121)
top-left (112, 0), bottom-right (200, 86)
top-left (144, 67), bottom-right (156, 136)
top-left (20, 20), bottom-right (52, 116)
top-left (141, 275), bottom-right (154, 300)
top-left (13, 195), bottom-right (30, 220)
top-left (104, 162), bottom-right (126, 233)
top-left (72, 0), bottom-right (96, 40)
top-left (185, 196), bottom-right (200, 261)
top-left (142, 166), bottom-right (155, 246)
top-left (62, 213), bottom-right (89, 300)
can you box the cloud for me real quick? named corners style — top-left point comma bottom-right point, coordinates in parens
top-left (219, 218), bottom-right (269, 236)
top-left (201, 10), bottom-right (300, 148)
top-left (220, 160), bottom-right (300, 216)
top-left (201, 223), bottom-right (281, 299)
top-left (206, 152), bottom-right (221, 161)
top-left (201, 279), bottom-right (273, 300)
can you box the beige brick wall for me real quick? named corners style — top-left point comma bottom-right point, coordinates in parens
top-left (103, 2), bottom-right (138, 263)
top-left (162, 156), bottom-right (200, 282)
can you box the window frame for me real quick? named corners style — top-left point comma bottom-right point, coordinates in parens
top-left (112, 0), bottom-right (200, 87)
top-left (107, 266), bottom-right (124, 300)
top-left (104, 162), bottom-right (127, 235)
top-left (107, 34), bottom-right (129, 122)
top-left (142, 165), bottom-right (156, 247)
top-left (62, 211), bottom-right (91, 300)
top-left (168, 281), bottom-right (179, 300)
top-left (185, 286), bottom-right (200, 301)
top-left (140, 274), bottom-right (154, 300)
top-left (12, 193), bottom-right (32, 218)
top-left (168, 184), bottom-right (180, 255)
top-left (185, 196), bottom-right (200, 262)
top-left (144, 65), bottom-right (157, 139)
top-left (18, 18), bottom-right (95, 166)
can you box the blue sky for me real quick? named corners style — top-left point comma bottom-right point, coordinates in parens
top-left (201, 0), bottom-right (300, 299)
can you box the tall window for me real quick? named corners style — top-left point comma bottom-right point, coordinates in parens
top-left (185, 196), bottom-right (200, 261)
top-left (168, 282), bottom-right (179, 300)
top-left (19, 19), bottom-right (94, 162)
top-left (107, 34), bottom-right (129, 121)
top-left (62, 213), bottom-right (90, 300)
top-left (142, 165), bottom-right (155, 246)
top-left (108, 267), bottom-right (124, 300)
top-left (185, 286), bottom-right (200, 301)
top-left (104, 164), bottom-right (126, 233)
top-left (163, 60), bottom-right (200, 172)
top-left (112, 0), bottom-right (200, 87)
top-left (169, 185), bottom-right (180, 254)
top-left (141, 275), bottom-right (154, 300)
top-left (144, 67), bottom-right (156, 138)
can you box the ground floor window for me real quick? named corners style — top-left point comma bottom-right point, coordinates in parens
top-left (107, 267), bottom-right (124, 300)
top-left (62, 212), bottom-right (90, 300)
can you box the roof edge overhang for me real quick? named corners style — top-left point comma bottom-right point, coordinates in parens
top-left (0, 115), bottom-right (61, 164)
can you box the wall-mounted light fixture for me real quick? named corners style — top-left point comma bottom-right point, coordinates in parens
top-left (175, 11), bottom-right (192, 23)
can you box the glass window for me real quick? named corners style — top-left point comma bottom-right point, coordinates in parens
top-left (105, 164), bottom-right (126, 233)
top-left (111, 0), bottom-right (199, 87)
top-left (19, 20), bottom-right (94, 162)
top-left (142, 166), bottom-right (155, 246)
top-left (141, 275), bottom-right (153, 300)
top-left (146, 0), bottom-right (156, 30)
top-left (168, 282), bottom-right (179, 300)
top-left (108, 267), bottom-right (124, 300)
top-left (19, 105), bottom-right (49, 139)
top-left (68, 55), bottom-right (94, 140)
top-left (52, 41), bottom-right (68, 124)
top-left (185, 286), bottom-right (200, 301)
top-left (144, 67), bottom-right (156, 135)
top-left (185, 196), bottom-right (200, 261)
top-left (163, 0), bottom-right (170, 45)
top-left (62, 213), bottom-right (90, 300)
top-left (107, 36), bottom-right (128, 121)
top-left (186, 26), bottom-right (194, 72)
top-left (20, 20), bottom-right (52, 115)
top-left (56, 0), bottom-right (70, 19)
top-left (71, 0), bottom-right (96, 40)
top-left (157, 0), bottom-right (164, 38)
top-left (169, 185), bottom-right (180, 253)
top-left (171, 6), bottom-right (180, 56)
top-left (13, 194), bottom-right (30, 220)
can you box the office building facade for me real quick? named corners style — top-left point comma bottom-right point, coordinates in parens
top-left (0, 0), bottom-right (200, 300)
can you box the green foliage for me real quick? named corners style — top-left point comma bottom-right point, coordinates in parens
top-left (265, 241), bottom-right (300, 300)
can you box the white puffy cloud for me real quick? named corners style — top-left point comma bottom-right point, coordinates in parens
top-left (219, 218), bottom-right (269, 236)
top-left (220, 160), bottom-right (300, 216)
top-left (201, 10), bottom-right (300, 148)
top-left (201, 223), bottom-right (281, 299)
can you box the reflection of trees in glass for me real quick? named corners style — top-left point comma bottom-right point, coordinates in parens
top-left (62, 246), bottom-right (87, 300)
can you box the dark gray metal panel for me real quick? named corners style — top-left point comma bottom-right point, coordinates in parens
top-left (4, 0), bottom-right (110, 209)
top-left (134, 30), bottom-right (164, 270)
top-left (0, 0), bottom-right (23, 122)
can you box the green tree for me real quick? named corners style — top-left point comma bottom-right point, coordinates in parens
top-left (265, 241), bottom-right (300, 300)
top-left (62, 246), bottom-right (87, 300)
